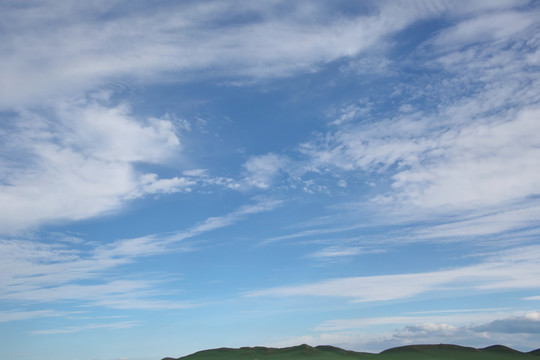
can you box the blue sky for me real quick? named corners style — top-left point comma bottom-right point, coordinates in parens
top-left (1, 1), bottom-right (540, 359)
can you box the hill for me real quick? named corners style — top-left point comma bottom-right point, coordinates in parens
top-left (164, 344), bottom-right (540, 360)
top-left (530, 349), bottom-right (540, 356)
top-left (165, 344), bottom-right (374, 360)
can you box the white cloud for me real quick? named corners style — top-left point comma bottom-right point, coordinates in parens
top-left (182, 169), bottom-right (208, 177)
top-left (30, 320), bottom-right (141, 335)
top-left (259, 224), bottom-right (366, 246)
top-left (329, 101), bottom-right (373, 126)
top-left (2, 1), bottom-right (536, 236)
top-left (269, 311), bottom-right (540, 353)
top-left (390, 108), bottom-right (540, 210)
top-left (472, 312), bottom-right (540, 334)
top-left (413, 202), bottom-right (540, 239)
top-left (0, 199), bottom-right (281, 313)
top-left (296, 7), bottom-right (540, 243)
top-left (0, 99), bottom-right (185, 234)
top-left (245, 245), bottom-right (540, 302)
top-left (307, 246), bottom-right (383, 260)
top-left (55, 100), bottom-right (180, 163)
top-left (2, 280), bottom-right (155, 303)
top-left (314, 310), bottom-right (519, 332)
top-left (303, 106), bottom-right (540, 211)
top-left (0, 310), bottom-right (66, 323)
top-left (242, 153), bottom-right (294, 189)
top-left (135, 174), bottom-right (196, 196)
top-left (394, 323), bottom-right (460, 339)
top-left (1, 0), bottom-right (512, 108)
top-left (433, 10), bottom-right (538, 49)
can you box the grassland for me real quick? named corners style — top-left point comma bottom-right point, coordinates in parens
top-left (163, 343), bottom-right (540, 360)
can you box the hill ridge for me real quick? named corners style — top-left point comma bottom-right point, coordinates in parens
top-left (380, 343), bottom-right (480, 353)
top-left (164, 343), bottom-right (540, 360)
top-left (482, 344), bottom-right (524, 354)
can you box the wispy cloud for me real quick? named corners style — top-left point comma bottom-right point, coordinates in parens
top-left (0, 309), bottom-right (67, 323)
top-left (3, 0), bottom-right (528, 108)
top-left (432, 10), bottom-right (537, 49)
top-left (301, 105), bottom-right (540, 211)
top-left (413, 202), bottom-right (540, 240)
top-left (259, 224), bottom-right (367, 246)
top-left (306, 246), bottom-right (384, 260)
top-left (285, 5), bottom-right (540, 247)
top-left (0, 198), bottom-right (281, 313)
top-left (0, 0), bottom-right (460, 108)
top-left (245, 245), bottom-right (540, 302)
top-left (30, 320), bottom-right (141, 335)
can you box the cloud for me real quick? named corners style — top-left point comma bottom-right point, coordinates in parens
top-left (245, 245), bottom-right (540, 302)
top-left (182, 169), bottom-right (209, 177)
top-left (2, 1), bottom-right (536, 236)
top-left (270, 311), bottom-right (540, 353)
top-left (242, 153), bottom-right (295, 189)
top-left (0, 310), bottom-right (66, 323)
top-left (0, 240), bottom-right (191, 310)
top-left (292, 5), bottom-right (540, 244)
top-left (1, 2), bottom-right (539, 354)
top-left (472, 313), bottom-right (540, 334)
top-left (302, 105), bottom-right (540, 211)
top-left (0, 98), bottom-right (187, 234)
top-left (433, 10), bottom-right (538, 49)
top-left (328, 101), bottom-right (373, 126)
top-left (314, 309), bottom-right (517, 332)
top-left (30, 320), bottom-right (141, 335)
top-left (394, 323), bottom-right (460, 338)
top-left (258, 224), bottom-right (367, 246)
top-left (173, 197), bottom-right (284, 238)
top-left (413, 202), bottom-right (540, 239)
top-left (55, 99), bottom-right (181, 163)
top-left (1, 0), bottom-right (516, 108)
top-left (390, 108), bottom-right (540, 210)
top-left (0, 199), bottom-right (281, 313)
top-left (306, 246), bottom-right (384, 260)
top-left (135, 174), bottom-right (197, 196)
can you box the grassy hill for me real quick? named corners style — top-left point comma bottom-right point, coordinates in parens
top-left (164, 343), bottom-right (540, 360)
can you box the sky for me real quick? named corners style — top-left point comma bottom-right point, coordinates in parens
top-left (1, 1), bottom-right (540, 360)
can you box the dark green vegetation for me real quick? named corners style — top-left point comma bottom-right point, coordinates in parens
top-left (164, 344), bottom-right (540, 360)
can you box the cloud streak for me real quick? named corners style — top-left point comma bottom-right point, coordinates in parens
top-left (0, 310), bottom-right (67, 323)
top-left (30, 320), bottom-right (141, 335)
top-left (0, 198), bottom-right (281, 313)
top-left (246, 245), bottom-right (540, 302)
top-left (2, 0), bottom-right (528, 108)
top-left (0, 1), bottom-right (418, 106)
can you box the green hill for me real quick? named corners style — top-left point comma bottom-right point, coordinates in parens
top-left (164, 344), bottom-right (540, 360)
top-left (529, 349), bottom-right (540, 356)
top-left (530, 349), bottom-right (540, 356)
top-left (378, 344), bottom-right (538, 359)
top-left (165, 344), bottom-right (374, 360)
